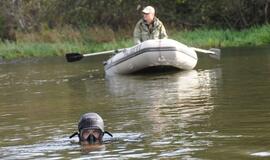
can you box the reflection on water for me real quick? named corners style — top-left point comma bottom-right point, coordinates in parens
top-left (105, 69), bottom-right (222, 158)
top-left (1, 46), bottom-right (270, 159)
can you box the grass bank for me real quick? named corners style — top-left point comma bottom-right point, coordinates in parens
top-left (0, 40), bottom-right (133, 59)
top-left (171, 24), bottom-right (270, 48)
top-left (0, 24), bottom-right (270, 59)
top-left (172, 25), bottom-right (270, 48)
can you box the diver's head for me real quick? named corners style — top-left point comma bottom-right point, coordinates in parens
top-left (78, 113), bottom-right (104, 144)
top-left (69, 112), bottom-right (113, 144)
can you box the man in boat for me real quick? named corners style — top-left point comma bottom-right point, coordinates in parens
top-left (69, 112), bottom-right (113, 145)
top-left (133, 6), bottom-right (168, 44)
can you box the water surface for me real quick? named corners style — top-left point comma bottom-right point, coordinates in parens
top-left (0, 46), bottom-right (270, 159)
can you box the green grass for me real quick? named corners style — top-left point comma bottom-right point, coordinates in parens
top-left (0, 40), bottom-right (133, 59)
top-left (171, 24), bottom-right (270, 48)
top-left (0, 24), bottom-right (270, 60)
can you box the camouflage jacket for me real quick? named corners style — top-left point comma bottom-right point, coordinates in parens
top-left (133, 17), bottom-right (168, 44)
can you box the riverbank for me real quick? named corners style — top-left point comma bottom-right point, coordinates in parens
top-left (0, 24), bottom-right (270, 60)
top-left (171, 24), bottom-right (270, 48)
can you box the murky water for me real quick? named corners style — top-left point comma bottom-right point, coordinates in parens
top-left (0, 46), bottom-right (270, 159)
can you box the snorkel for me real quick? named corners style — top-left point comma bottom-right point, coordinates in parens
top-left (69, 113), bottom-right (113, 144)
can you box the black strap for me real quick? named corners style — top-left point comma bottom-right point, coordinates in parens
top-left (104, 131), bottom-right (113, 137)
top-left (69, 132), bottom-right (79, 139)
top-left (70, 131), bottom-right (113, 139)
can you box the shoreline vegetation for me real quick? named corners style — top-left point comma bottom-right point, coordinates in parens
top-left (0, 24), bottom-right (270, 60)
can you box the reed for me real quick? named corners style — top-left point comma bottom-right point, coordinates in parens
top-left (0, 24), bottom-right (269, 59)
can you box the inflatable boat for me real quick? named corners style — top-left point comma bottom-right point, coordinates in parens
top-left (104, 39), bottom-right (198, 76)
top-left (66, 39), bottom-right (220, 76)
